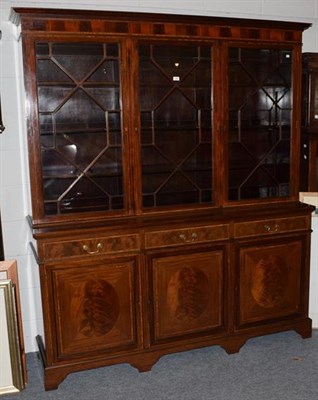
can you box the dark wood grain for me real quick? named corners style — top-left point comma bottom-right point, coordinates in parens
top-left (13, 8), bottom-right (314, 390)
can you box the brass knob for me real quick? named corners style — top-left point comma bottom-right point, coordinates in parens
top-left (179, 232), bottom-right (198, 243)
top-left (263, 224), bottom-right (279, 232)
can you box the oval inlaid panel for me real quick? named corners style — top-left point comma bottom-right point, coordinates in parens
top-left (80, 279), bottom-right (119, 337)
top-left (251, 255), bottom-right (289, 308)
top-left (167, 267), bottom-right (209, 321)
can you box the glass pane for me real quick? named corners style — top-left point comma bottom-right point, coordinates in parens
top-left (228, 47), bottom-right (292, 201)
top-left (138, 44), bottom-right (213, 208)
top-left (36, 42), bottom-right (124, 215)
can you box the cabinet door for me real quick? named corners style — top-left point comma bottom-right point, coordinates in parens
top-left (137, 43), bottom-right (213, 209)
top-left (34, 41), bottom-right (129, 217)
top-left (236, 237), bottom-right (306, 328)
top-left (148, 247), bottom-right (225, 344)
top-left (228, 46), bottom-right (294, 201)
top-left (47, 255), bottom-right (140, 360)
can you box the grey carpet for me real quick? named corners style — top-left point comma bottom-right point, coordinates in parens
top-left (4, 330), bottom-right (318, 400)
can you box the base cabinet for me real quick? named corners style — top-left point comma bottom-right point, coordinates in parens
top-left (34, 209), bottom-right (313, 390)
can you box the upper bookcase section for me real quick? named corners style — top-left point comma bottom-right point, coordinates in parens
top-left (11, 8), bottom-right (312, 227)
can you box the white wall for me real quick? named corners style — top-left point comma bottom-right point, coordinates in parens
top-left (0, 0), bottom-right (318, 353)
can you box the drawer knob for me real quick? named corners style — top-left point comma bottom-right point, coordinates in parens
top-left (263, 224), bottom-right (279, 232)
top-left (179, 232), bottom-right (198, 243)
top-left (82, 242), bottom-right (104, 254)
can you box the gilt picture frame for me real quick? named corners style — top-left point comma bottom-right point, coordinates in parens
top-left (0, 279), bottom-right (24, 395)
top-left (0, 260), bottom-right (26, 387)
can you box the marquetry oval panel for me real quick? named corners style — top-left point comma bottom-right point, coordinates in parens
top-left (251, 255), bottom-right (289, 309)
top-left (151, 249), bottom-right (224, 342)
top-left (167, 267), bottom-right (210, 322)
top-left (80, 279), bottom-right (119, 337)
top-left (51, 256), bottom-right (139, 359)
top-left (237, 240), bottom-right (302, 327)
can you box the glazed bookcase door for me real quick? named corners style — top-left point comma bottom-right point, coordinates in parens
top-left (228, 46), bottom-right (293, 201)
top-left (35, 41), bottom-right (128, 216)
top-left (137, 42), bottom-right (213, 209)
top-left (47, 255), bottom-right (141, 360)
top-left (301, 54), bottom-right (318, 191)
top-left (236, 236), bottom-right (306, 328)
top-left (307, 70), bottom-right (318, 128)
top-left (148, 247), bottom-right (225, 344)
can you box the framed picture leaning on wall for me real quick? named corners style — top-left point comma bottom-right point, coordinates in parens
top-left (0, 260), bottom-right (26, 394)
top-left (0, 279), bottom-right (24, 394)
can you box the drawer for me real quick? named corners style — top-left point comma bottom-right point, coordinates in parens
top-left (41, 234), bottom-right (140, 260)
top-left (234, 216), bottom-right (309, 238)
top-left (145, 224), bottom-right (229, 249)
